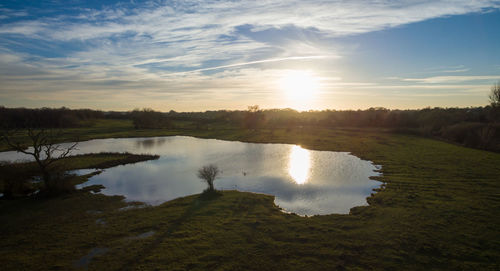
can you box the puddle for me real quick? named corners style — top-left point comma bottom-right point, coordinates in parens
top-left (86, 210), bottom-right (103, 215)
top-left (74, 247), bottom-right (109, 269)
top-left (136, 231), bottom-right (155, 239)
top-left (118, 204), bottom-right (148, 211)
top-left (125, 231), bottom-right (156, 240)
top-left (126, 231), bottom-right (156, 240)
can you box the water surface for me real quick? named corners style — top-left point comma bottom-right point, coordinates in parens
top-left (0, 136), bottom-right (381, 215)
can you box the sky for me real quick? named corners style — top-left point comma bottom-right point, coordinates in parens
top-left (1, 0), bottom-right (500, 112)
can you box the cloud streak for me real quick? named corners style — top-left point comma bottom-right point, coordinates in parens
top-left (163, 55), bottom-right (336, 75)
top-left (403, 75), bottom-right (500, 83)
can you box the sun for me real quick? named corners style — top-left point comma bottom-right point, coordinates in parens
top-left (278, 70), bottom-right (319, 108)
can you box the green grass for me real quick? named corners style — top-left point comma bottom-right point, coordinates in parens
top-left (1, 120), bottom-right (499, 270)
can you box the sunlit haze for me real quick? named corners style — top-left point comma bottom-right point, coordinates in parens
top-left (279, 70), bottom-right (320, 111)
top-left (1, 1), bottom-right (500, 111)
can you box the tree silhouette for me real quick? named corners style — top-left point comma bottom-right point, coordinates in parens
top-left (243, 105), bottom-right (266, 129)
top-left (197, 164), bottom-right (220, 192)
top-left (490, 81), bottom-right (500, 107)
top-left (1, 128), bottom-right (78, 193)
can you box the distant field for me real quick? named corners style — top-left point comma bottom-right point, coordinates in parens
top-left (1, 119), bottom-right (499, 270)
top-left (0, 118), bottom-right (406, 151)
top-left (0, 119), bottom-right (196, 152)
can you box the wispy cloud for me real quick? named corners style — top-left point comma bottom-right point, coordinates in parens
top-left (433, 65), bottom-right (471, 73)
top-left (403, 75), bottom-right (500, 83)
top-left (2, 1), bottom-right (498, 69)
top-left (164, 55), bottom-right (336, 75)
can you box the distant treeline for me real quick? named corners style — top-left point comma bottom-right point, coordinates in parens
top-left (167, 106), bottom-right (500, 151)
top-left (0, 106), bottom-right (128, 128)
top-left (131, 108), bottom-right (173, 129)
top-left (1, 105), bottom-right (499, 151)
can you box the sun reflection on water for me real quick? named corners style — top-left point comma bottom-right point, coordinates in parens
top-left (288, 145), bottom-right (311, 184)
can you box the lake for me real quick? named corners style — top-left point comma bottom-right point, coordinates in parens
top-left (0, 136), bottom-right (382, 215)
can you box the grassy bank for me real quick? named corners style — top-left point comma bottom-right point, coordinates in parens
top-left (0, 152), bottom-right (159, 197)
top-left (1, 121), bottom-right (499, 270)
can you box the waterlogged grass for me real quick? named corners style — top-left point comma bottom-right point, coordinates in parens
top-left (0, 153), bottom-right (159, 196)
top-left (56, 152), bottom-right (160, 170)
top-left (1, 122), bottom-right (500, 270)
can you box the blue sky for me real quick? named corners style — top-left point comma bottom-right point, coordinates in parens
top-left (1, 0), bottom-right (500, 111)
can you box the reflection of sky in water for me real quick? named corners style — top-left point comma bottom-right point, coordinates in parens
top-left (0, 136), bottom-right (381, 215)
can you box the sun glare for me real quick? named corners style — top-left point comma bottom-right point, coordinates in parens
top-left (288, 145), bottom-right (311, 185)
top-left (278, 70), bottom-right (319, 110)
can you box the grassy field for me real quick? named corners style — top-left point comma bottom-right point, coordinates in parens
top-left (1, 119), bottom-right (499, 270)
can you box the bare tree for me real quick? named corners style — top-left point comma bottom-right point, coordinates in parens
top-left (1, 128), bottom-right (78, 192)
top-left (197, 164), bottom-right (220, 191)
top-left (490, 81), bottom-right (500, 107)
top-left (243, 105), bottom-right (266, 130)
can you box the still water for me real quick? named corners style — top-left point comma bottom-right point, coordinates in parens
top-left (0, 136), bottom-right (381, 215)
